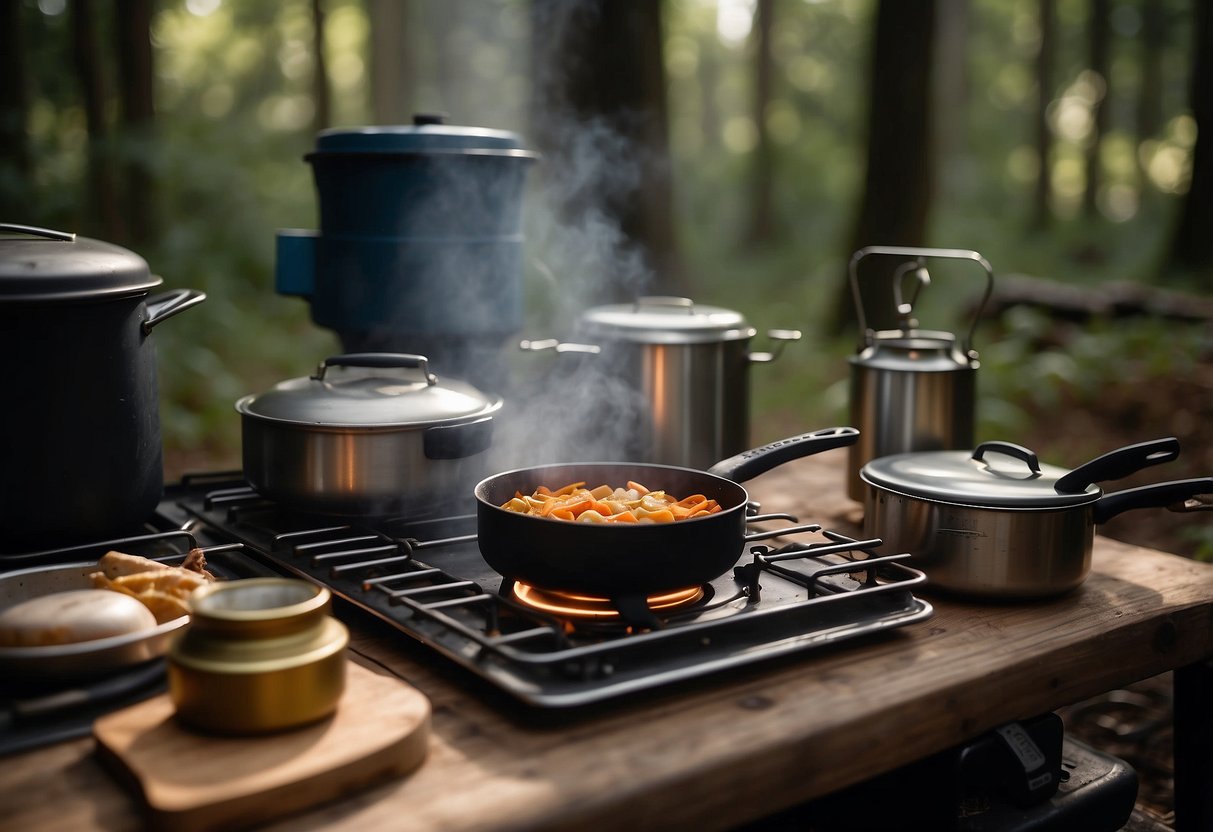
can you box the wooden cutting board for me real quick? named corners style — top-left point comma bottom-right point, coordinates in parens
top-left (93, 657), bottom-right (430, 831)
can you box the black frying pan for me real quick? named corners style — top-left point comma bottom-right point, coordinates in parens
top-left (474, 427), bottom-right (859, 605)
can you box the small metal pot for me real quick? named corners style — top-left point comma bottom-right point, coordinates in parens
top-left (0, 224), bottom-right (205, 547)
top-left (861, 438), bottom-right (1213, 598)
top-left (169, 579), bottom-right (348, 735)
top-left (236, 353), bottom-right (502, 516)
top-left (520, 296), bottom-right (801, 468)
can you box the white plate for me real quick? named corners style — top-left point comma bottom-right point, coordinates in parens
top-left (0, 562), bottom-right (188, 681)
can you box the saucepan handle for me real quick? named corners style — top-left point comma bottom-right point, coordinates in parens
top-left (706, 427), bottom-right (860, 484)
top-left (1054, 437), bottom-right (1181, 493)
top-left (1092, 477), bottom-right (1213, 525)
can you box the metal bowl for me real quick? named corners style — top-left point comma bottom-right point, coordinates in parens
top-left (0, 562), bottom-right (188, 681)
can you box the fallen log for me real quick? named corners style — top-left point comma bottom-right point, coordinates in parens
top-left (977, 274), bottom-right (1213, 323)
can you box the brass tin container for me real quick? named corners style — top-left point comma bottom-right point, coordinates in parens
top-left (168, 578), bottom-right (348, 735)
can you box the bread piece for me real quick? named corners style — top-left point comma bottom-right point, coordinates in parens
top-left (96, 551), bottom-right (171, 580)
top-left (0, 590), bottom-right (158, 647)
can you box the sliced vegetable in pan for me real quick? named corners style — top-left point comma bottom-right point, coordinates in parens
top-left (501, 481), bottom-right (723, 524)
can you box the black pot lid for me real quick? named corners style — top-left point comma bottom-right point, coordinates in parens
top-left (860, 442), bottom-right (1101, 509)
top-left (236, 354), bottom-right (502, 429)
top-left (579, 296), bottom-right (757, 345)
top-left (0, 224), bottom-right (161, 302)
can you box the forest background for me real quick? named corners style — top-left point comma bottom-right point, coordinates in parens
top-left (2, 0), bottom-right (1210, 556)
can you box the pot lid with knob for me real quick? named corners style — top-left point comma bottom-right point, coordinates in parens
top-left (0, 223), bottom-right (162, 302)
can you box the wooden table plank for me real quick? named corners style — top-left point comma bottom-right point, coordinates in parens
top-left (3, 450), bottom-right (1212, 831)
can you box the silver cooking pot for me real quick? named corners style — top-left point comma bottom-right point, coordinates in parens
top-left (861, 438), bottom-right (1213, 598)
top-left (236, 354), bottom-right (501, 516)
top-left (520, 296), bottom-right (800, 468)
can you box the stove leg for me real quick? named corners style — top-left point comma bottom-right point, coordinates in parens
top-left (1174, 659), bottom-right (1213, 832)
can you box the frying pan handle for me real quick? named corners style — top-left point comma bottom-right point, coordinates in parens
top-left (1055, 437), bottom-right (1181, 493)
top-left (1093, 477), bottom-right (1213, 525)
top-left (706, 427), bottom-right (860, 484)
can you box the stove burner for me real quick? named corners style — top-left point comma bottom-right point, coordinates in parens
top-left (511, 582), bottom-right (705, 620)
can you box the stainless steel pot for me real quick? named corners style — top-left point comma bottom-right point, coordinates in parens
top-left (860, 438), bottom-right (1213, 598)
top-left (236, 354), bottom-right (501, 516)
top-left (520, 296), bottom-right (800, 468)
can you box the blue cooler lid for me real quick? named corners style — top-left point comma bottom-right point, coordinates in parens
top-left (311, 114), bottom-right (538, 157)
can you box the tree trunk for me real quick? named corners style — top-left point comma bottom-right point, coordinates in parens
top-left (114, 0), bottom-right (156, 246)
top-left (832, 0), bottom-right (937, 334)
top-left (1082, 0), bottom-right (1111, 218)
top-left (1135, 0), bottom-right (1166, 144)
top-left (369, 0), bottom-right (415, 124)
top-left (745, 0), bottom-right (776, 246)
top-left (1032, 0), bottom-right (1056, 229)
top-left (312, 0), bottom-right (331, 132)
top-left (529, 0), bottom-right (684, 302)
top-left (933, 0), bottom-right (970, 167)
top-left (71, 0), bottom-right (123, 241)
top-left (0, 0), bottom-right (31, 218)
top-left (1164, 0), bottom-right (1213, 279)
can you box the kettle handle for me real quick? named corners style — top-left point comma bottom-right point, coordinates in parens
top-left (848, 246), bottom-right (995, 357)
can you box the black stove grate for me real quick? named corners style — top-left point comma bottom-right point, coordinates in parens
top-left (171, 475), bottom-right (933, 709)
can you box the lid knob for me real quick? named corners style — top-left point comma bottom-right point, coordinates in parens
top-left (412, 113), bottom-right (448, 126)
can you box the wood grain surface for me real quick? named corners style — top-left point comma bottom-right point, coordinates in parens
top-left (92, 657), bottom-right (430, 831)
top-left (2, 450), bottom-right (1212, 832)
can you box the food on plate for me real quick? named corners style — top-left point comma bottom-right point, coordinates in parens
top-left (501, 481), bottom-right (723, 524)
top-left (0, 589), bottom-right (157, 647)
top-left (89, 549), bottom-right (217, 623)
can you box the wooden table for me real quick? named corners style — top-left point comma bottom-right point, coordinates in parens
top-left (4, 449), bottom-right (1213, 831)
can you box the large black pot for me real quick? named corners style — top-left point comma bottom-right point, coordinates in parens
top-left (0, 224), bottom-right (205, 549)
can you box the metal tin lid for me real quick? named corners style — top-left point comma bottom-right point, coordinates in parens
top-left (860, 443), bottom-right (1101, 509)
top-left (0, 224), bottom-right (161, 302)
top-left (235, 354), bottom-right (502, 429)
top-left (579, 297), bottom-right (757, 345)
top-left (311, 114), bottom-right (537, 156)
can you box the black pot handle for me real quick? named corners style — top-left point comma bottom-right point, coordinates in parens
top-left (142, 287), bottom-right (206, 334)
top-left (706, 427), bottom-right (860, 484)
top-left (1054, 437), bottom-right (1181, 493)
top-left (1093, 477), bottom-right (1213, 525)
top-left (972, 442), bottom-right (1041, 475)
top-left (424, 417), bottom-right (494, 460)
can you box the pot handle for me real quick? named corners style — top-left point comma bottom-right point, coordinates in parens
top-left (971, 442), bottom-right (1041, 476)
top-left (706, 427), bottom-right (859, 484)
top-left (142, 287), bottom-right (207, 334)
top-left (314, 353), bottom-right (437, 383)
top-left (1054, 437), bottom-right (1181, 493)
top-left (518, 339), bottom-right (602, 356)
top-left (0, 223), bottom-right (76, 241)
top-left (748, 329), bottom-right (803, 364)
top-left (1093, 477), bottom-right (1213, 525)
top-left (424, 416), bottom-right (493, 460)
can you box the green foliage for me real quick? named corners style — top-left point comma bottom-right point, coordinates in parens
top-left (3, 0), bottom-right (1206, 489)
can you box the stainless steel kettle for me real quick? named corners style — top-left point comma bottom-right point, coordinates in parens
top-left (846, 246), bottom-right (994, 500)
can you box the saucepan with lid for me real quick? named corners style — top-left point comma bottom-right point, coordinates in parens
top-left (860, 437), bottom-right (1213, 598)
top-left (237, 353), bottom-right (502, 516)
